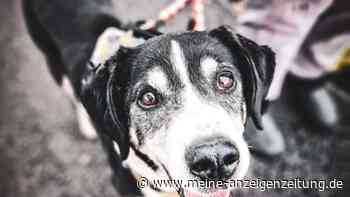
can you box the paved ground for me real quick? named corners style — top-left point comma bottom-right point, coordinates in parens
top-left (0, 1), bottom-right (348, 197)
top-left (0, 1), bottom-right (118, 197)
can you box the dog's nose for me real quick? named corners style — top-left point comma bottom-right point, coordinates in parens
top-left (185, 137), bottom-right (239, 181)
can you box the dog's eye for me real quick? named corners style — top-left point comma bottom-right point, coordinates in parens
top-left (217, 71), bottom-right (236, 91)
top-left (138, 91), bottom-right (158, 109)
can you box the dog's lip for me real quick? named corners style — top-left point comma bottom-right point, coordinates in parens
top-left (183, 189), bottom-right (230, 197)
top-left (178, 160), bottom-right (240, 197)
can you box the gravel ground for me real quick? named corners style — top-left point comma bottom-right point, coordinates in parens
top-left (0, 0), bottom-right (348, 197)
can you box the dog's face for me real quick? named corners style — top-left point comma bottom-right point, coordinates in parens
top-left (127, 33), bottom-right (249, 194)
top-left (83, 26), bottom-right (275, 197)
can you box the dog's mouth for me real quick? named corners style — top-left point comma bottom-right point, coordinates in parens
top-left (159, 163), bottom-right (231, 197)
top-left (182, 189), bottom-right (230, 197)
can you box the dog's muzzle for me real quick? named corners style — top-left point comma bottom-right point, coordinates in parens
top-left (185, 136), bottom-right (239, 181)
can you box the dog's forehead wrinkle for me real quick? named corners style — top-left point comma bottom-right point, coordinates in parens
top-left (169, 39), bottom-right (212, 88)
top-left (170, 40), bottom-right (189, 84)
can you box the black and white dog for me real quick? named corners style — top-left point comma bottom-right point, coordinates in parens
top-left (23, 0), bottom-right (275, 196)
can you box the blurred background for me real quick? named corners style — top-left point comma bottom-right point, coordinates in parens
top-left (0, 0), bottom-right (349, 197)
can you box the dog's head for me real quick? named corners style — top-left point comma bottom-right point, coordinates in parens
top-left (82, 25), bottom-right (275, 196)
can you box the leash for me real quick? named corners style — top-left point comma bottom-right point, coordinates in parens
top-left (121, 0), bottom-right (207, 41)
top-left (140, 0), bottom-right (206, 32)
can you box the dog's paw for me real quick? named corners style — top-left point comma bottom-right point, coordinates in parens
top-left (76, 102), bottom-right (98, 140)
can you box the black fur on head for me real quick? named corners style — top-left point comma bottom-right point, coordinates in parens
top-left (80, 26), bottom-right (162, 160)
top-left (81, 47), bottom-right (134, 160)
top-left (209, 25), bottom-right (276, 129)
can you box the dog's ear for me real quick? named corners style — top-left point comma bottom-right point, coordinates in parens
top-left (209, 25), bottom-right (276, 130)
top-left (81, 47), bottom-right (132, 160)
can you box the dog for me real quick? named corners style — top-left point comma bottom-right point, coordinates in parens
top-left (23, 0), bottom-right (275, 196)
